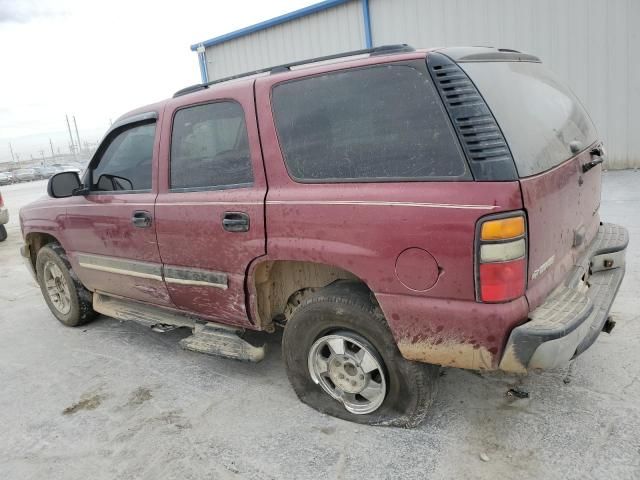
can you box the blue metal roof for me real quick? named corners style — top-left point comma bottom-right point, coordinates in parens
top-left (190, 0), bottom-right (352, 51)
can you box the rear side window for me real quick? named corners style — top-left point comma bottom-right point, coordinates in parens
top-left (170, 102), bottom-right (253, 190)
top-left (92, 123), bottom-right (155, 192)
top-left (461, 61), bottom-right (598, 177)
top-left (272, 64), bottom-right (468, 182)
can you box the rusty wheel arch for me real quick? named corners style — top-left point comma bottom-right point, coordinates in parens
top-left (250, 260), bottom-right (378, 330)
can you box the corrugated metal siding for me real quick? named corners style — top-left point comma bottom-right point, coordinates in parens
top-left (204, 0), bottom-right (365, 81)
top-left (369, 0), bottom-right (640, 169)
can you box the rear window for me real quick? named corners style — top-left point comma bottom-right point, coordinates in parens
top-left (461, 61), bottom-right (598, 177)
top-left (272, 64), bottom-right (469, 182)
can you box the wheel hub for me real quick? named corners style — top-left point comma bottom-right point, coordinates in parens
top-left (307, 332), bottom-right (387, 415)
top-left (327, 356), bottom-right (366, 393)
top-left (43, 261), bottom-right (71, 315)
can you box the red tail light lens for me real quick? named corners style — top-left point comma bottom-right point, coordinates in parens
top-left (476, 212), bottom-right (527, 303)
top-left (0, 192), bottom-right (3, 208)
top-left (479, 258), bottom-right (526, 302)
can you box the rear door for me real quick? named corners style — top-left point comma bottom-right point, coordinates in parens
top-left (154, 85), bottom-right (267, 327)
top-left (461, 60), bottom-right (602, 308)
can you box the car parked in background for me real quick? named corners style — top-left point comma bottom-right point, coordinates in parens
top-left (33, 166), bottom-right (56, 179)
top-left (0, 172), bottom-right (14, 185)
top-left (51, 164), bottom-right (83, 175)
top-left (0, 190), bottom-right (8, 242)
top-left (13, 168), bottom-right (37, 182)
top-left (19, 45), bottom-right (628, 427)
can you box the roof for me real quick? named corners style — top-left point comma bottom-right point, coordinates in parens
top-left (190, 0), bottom-right (351, 51)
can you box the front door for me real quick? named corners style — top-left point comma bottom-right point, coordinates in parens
top-left (64, 114), bottom-right (172, 306)
top-left (154, 87), bottom-right (267, 327)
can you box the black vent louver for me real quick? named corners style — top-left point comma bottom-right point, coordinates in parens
top-left (427, 52), bottom-right (518, 181)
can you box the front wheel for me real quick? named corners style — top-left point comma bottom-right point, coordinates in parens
top-left (36, 243), bottom-right (96, 327)
top-left (0, 225), bottom-right (6, 242)
top-left (282, 281), bottom-right (439, 427)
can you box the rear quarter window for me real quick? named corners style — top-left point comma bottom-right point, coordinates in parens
top-left (461, 61), bottom-right (598, 177)
top-left (271, 63), bottom-right (469, 182)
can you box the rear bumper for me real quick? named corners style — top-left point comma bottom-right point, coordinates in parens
top-left (499, 223), bottom-right (628, 373)
top-left (0, 206), bottom-right (8, 225)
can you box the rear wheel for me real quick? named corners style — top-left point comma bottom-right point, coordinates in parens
top-left (0, 225), bottom-right (6, 242)
top-left (36, 243), bottom-right (96, 327)
top-left (282, 281), bottom-right (439, 427)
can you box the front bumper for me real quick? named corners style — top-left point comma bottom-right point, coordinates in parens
top-left (0, 206), bottom-right (8, 225)
top-left (499, 223), bottom-right (628, 373)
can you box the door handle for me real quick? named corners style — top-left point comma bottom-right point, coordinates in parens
top-left (132, 210), bottom-right (153, 228)
top-left (222, 212), bottom-right (249, 232)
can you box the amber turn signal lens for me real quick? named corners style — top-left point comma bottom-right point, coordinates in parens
top-left (481, 216), bottom-right (525, 241)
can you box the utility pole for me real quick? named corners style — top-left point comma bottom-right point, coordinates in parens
top-left (73, 116), bottom-right (82, 156)
top-left (8, 142), bottom-right (16, 163)
top-left (65, 114), bottom-right (77, 157)
top-left (39, 150), bottom-right (45, 165)
top-left (49, 138), bottom-right (55, 159)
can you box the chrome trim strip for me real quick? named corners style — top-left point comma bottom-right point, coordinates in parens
top-left (163, 265), bottom-right (228, 290)
top-left (75, 254), bottom-right (229, 289)
top-left (76, 253), bottom-right (163, 281)
top-left (266, 200), bottom-right (497, 210)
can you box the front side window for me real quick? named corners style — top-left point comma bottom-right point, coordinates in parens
top-left (170, 102), bottom-right (253, 190)
top-left (271, 64), bottom-right (468, 182)
top-left (91, 123), bottom-right (155, 192)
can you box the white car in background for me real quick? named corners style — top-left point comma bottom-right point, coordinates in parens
top-left (14, 168), bottom-right (37, 182)
top-left (0, 172), bottom-right (13, 185)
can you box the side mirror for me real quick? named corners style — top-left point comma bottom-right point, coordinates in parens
top-left (47, 171), bottom-right (82, 198)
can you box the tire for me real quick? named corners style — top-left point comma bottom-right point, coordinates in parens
top-left (282, 281), bottom-right (439, 427)
top-left (0, 225), bottom-right (6, 242)
top-left (36, 243), bottom-right (96, 327)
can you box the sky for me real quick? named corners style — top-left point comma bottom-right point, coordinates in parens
top-left (0, 0), bottom-right (315, 163)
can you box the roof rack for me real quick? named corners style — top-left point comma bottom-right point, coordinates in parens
top-left (173, 44), bottom-right (415, 98)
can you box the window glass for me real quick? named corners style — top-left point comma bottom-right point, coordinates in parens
top-left (92, 123), bottom-right (155, 191)
top-left (271, 64), bottom-right (468, 181)
top-left (461, 61), bottom-right (598, 177)
top-left (170, 102), bottom-right (253, 189)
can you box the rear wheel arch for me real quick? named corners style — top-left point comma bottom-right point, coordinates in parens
top-left (251, 259), bottom-right (381, 330)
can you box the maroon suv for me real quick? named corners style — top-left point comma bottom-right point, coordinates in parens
top-left (19, 45), bottom-right (627, 426)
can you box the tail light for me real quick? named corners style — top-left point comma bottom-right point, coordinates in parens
top-left (476, 212), bottom-right (527, 303)
top-left (0, 192), bottom-right (3, 208)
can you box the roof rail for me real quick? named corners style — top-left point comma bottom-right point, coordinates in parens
top-left (173, 44), bottom-right (415, 98)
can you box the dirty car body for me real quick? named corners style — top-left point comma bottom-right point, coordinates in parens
top-left (19, 45), bottom-right (627, 425)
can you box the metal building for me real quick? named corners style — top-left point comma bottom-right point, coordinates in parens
top-left (191, 0), bottom-right (640, 169)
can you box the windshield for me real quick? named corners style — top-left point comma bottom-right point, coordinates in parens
top-left (461, 61), bottom-right (598, 177)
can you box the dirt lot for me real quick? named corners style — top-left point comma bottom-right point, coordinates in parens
top-left (0, 173), bottom-right (639, 479)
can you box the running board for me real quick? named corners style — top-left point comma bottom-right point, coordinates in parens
top-left (93, 293), bottom-right (265, 362)
top-left (180, 323), bottom-right (265, 363)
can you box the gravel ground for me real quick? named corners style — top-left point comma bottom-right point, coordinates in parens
top-left (0, 172), bottom-right (638, 480)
